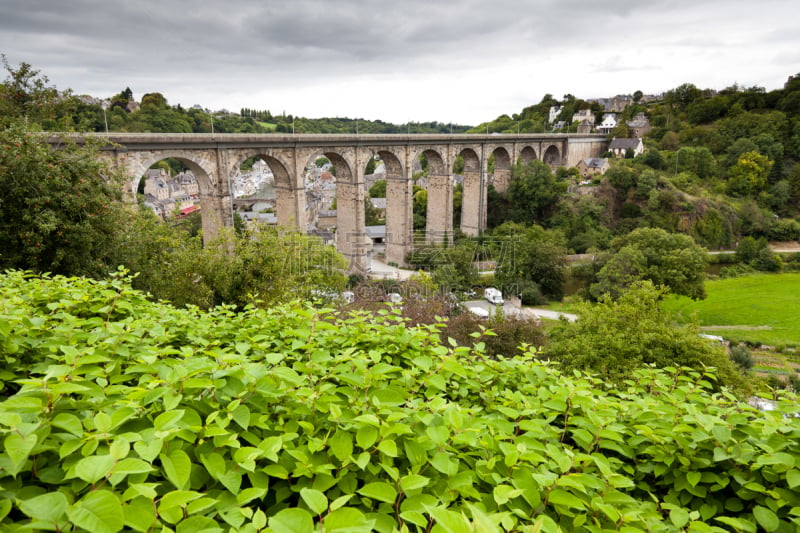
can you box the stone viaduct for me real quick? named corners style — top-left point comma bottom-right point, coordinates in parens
top-left (86, 132), bottom-right (607, 271)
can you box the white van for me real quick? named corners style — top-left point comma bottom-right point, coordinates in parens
top-left (484, 288), bottom-right (504, 305)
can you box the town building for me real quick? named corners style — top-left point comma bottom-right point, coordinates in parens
top-left (597, 113), bottom-right (618, 134)
top-left (572, 108), bottom-right (595, 125)
top-left (608, 137), bottom-right (645, 158)
top-left (627, 112), bottom-right (652, 138)
top-left (576, 158), bottom-right (611, 178)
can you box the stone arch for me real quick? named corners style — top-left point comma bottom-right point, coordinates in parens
top-left (459, 148), bottom-right (483, 237)
top-left (377, 150), bottom-right (410, 266)
top-left (418, 149), bottom-right (451, 244)
top-left (519, 146), bottom-right (538, 164)
top-left (303, 149), bottom-right (364, 270)
top-left (125, 151), bottom-right (215, 198)
top-left (543, 145), bottom-right (561, 168)
top-left (126, 151), bottom-right (228, 243)
top-left (490, 146), bottom-right (512, 193)
top-left (230, 152), bottom-right (299, 229)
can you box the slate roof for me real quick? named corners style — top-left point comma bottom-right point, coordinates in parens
top-left (609, 138), bottom-right (642, 150)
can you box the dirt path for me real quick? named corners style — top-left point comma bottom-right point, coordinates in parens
top-left (699, 325), bottom-right (773, 331)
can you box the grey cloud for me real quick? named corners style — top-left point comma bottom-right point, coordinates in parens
top-left (1, 0), bottom-right (797, 123)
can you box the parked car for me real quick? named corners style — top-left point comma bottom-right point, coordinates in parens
top-left (468, 306), bottom-right (490, 318)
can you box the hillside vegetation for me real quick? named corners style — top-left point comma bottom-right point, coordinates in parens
top-left (476, 76), bottom-right (800, 257)
top-left (2, 271), bottom-right (800, 532)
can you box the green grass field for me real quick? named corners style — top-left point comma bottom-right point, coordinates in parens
top-left (256, 121), bottom-right (277, 131)
top-left (662, 273), bottom-right (800, 347)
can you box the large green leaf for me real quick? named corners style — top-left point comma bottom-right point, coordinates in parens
top-left (74, 455), bottom-right (116, 484)
top-left (753, 506), bottom-right (780, 532)
top-left (358, 482), bottom-right (397, 504)
top-left (161, 449), bottom-right (192, 490)
top-left (4, 432), bottom-right (37, 474)
top-left (323, 507), bottom-right (374, 532)
top-left (300, 487), bottom-right (329, 515)
top-left (123, 497), bottom-right (157, 532)
top-left (19, 492), bottom-right (68, 523)
top-left (67, 490), bottom-right (124, 533)
top-left (268, 508), bottom-right (314, 533)
top-left (430, 507), bottom-right (472, 533)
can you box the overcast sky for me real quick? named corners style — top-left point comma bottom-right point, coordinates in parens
top-left (1, 0), bottom-right (798, 125)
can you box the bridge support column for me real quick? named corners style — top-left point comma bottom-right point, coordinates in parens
top-left (460, 170), bottom-right (483, 237)
top-left (335, 178), bottom-right (368, 273)
top-left (492, 168), bottom-right (511, 194)
top-left (385, 173), bottom-right (413, 267)
top-left (199, 192), bottom-right (233, 243)
top-left (275, 185), bottom-right (305, 229)
top-left (426, 172), bottom-right (453, 245)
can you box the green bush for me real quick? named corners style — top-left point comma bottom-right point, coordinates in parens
top-left (2, 272), bottom-right (800, 532)
top-left (730, 344), bottom-right (754, 371)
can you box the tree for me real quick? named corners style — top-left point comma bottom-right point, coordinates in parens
top-left (364, 156), bottom-right (377, 175)
top-left (0, 122), bottom-right (124, 277)
top-left (507, 161), bottom-right (566, 222)
top-left (368, 179), bottom-right (386, 198)
top-left (0, 55), bottom-right (63, 129)
top-left (590, 227), bottom-right (708, 300)
top-left (111, 213), bottom-right (348, 310)
top-left (412, 186), bottom-right (427, 231)
top-left (109, 86), bottom-right (134, 112)
top-left (727, 151), bottom-right (773, 196)
top-left (430, 242), bottom-right (480, 292)
top-left (546, 281), bottom-right (745, 389)
top-left (364, 197), bottom-right (383, 226)
top-left (140, 92), bottom-right (167, 108)
top-left (667, 82), bottom-right (702, 111)
top-left (494, 222), bottom-right (567, 300)
top-left (735, 236), bottom-right (781, 272)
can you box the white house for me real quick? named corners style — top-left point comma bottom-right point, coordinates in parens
top-left (597, 113), bottom-right (618, 134)
top-left (608, 138), bottom-right (645, 158)
top-left (548, 106), bottom-right (562, 124)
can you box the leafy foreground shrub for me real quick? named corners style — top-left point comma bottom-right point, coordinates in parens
top-left (2, 271), bottom-right (800, 532)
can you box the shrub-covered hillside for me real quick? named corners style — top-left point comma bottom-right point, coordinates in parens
top-left (2, 271), bottom-right (800, 532)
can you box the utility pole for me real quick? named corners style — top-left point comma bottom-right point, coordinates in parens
top-left (101, 101), bottom-right (109, 134)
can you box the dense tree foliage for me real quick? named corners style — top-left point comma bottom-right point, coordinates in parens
top-left (547, 281), bottom-right (745, 389)
top-left (493, 222), bottom-right (568, 302)
top-left (0, 123), bottom-right (123, 277)
top-left (504, 161), bottom-right (567, 224)
top-left (110, 210), bottom-right (347, 310)
top-left (590, 227), bottom-right (709, 300)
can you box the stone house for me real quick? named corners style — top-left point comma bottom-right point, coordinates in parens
top-left (608, 137), bottom-right (645, 158)
top-left (144, 177), bottom-right (170, 201)
top-left (175, 172), bottom-right (199, 198)
top-left (627, 113), bottom-right (652, 138)
top-left (369, 197), bottom-right (387, 219)
top-left (318, 210), bottom-right (337, 230)
top-left (572, 108), bottom-right (595, 125)
top-left (576, 158), bottom-right (610, 178)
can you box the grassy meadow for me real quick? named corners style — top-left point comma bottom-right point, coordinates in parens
top-left (662, 272), bottom-right (800, 347)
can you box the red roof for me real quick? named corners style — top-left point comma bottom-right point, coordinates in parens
top-left (181, 205), bottom-right (200, 215)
